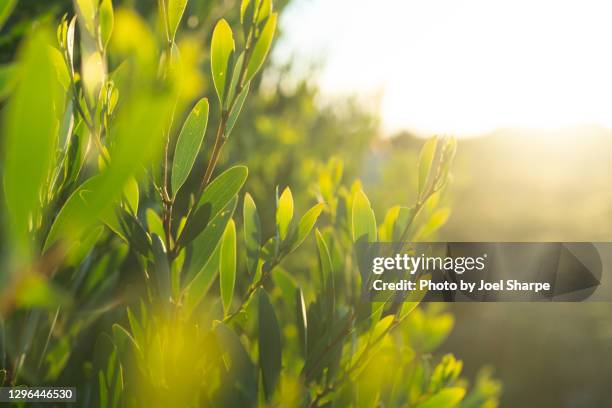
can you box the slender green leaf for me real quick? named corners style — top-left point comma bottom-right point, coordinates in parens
top-left (184, 197), bottom-right (237, 284)
top-left (245, 12), bottom-right (277, 82)
top-left (258, 289), bottom-right (282, 400)
top-left (151, 234), bottom-right (172, 308)
top-left (415, 387), bottom-right (465, 408)
top-left (352, 189), bottom-right (377, 243)
top-left (276, 187), bottom-right (293, 241)
top-left (183, 244), bottom-right (220, 317)
top-left (211, 19), bottom-right (235, 104)
top-left (177, 165), bottom-right (247, 247)
top-left (99, 0), bottom-right (114, 49)
top-left (243, 193), bottom-right (261, 274)
top-left (256, 0), bottom-right (272, 24)
top-left (296, 287), bottom-right (307, 358)
top-left (146, 208), bottom-right (165, 239)
top-left (288, 203), bottom-right (324, 253)
top-left (226, 84), bottom-right (249, 137)
top-left (171, 98), bottom-right (209, 196)
top-left (220, 219), bottom-right (236, 315)
top-left (167, 0), bottom-right (187, 42)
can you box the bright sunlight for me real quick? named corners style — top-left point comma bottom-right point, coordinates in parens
top-left (279, 0), bottom-right (612, 136)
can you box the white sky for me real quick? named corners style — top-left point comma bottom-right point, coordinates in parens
top-left (276, 0), bottom-right (612, 136)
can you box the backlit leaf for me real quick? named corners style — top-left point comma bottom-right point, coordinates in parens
top-left (167, 0), bottom-right (187, 42)
top-left (171, 98), bottom-right (209, 196)
top-left (211, 19), bottom-right (235, 104)
top-left (245, 12), bottom-right (277, 82)
top-left (220, 219), bottom-right (236, 315)
top-left (352, 189), bottom-right (377, 243)
top-left (276, 187), bottom-right (293, 241)
top-left (243, 193), bottom-right (261, 274)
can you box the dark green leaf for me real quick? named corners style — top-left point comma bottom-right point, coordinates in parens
top-left (177, 165), bottom-right (247, 247)
top-left (0, 0), bottom-right (17, 30)
top-left (258, 289), bottom-right (282, 400)
top-left (151, 234), bottom-right (172, 308)
top-left (183, 197), bottom-right (237, 285)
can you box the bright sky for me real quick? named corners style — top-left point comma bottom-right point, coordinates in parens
top-left (276, 0), bottom-right (612, 136)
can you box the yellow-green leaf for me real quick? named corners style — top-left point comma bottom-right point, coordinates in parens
top-left (171, 98), bottom-right (209, 196)
top-left (245, 12), bottom-right (276, 82)
top-left (243, 193), bottom-right (261, 274)
top-left (289, 203), bottom-right (324, 253)
top-left (351, 189), bottom-right (377, 243)
top-left (415, 387), bottom-right (465, 408)
top-left (276, 187), bottom-right (293, 241)
top-left (99, 0), bottom-right (114, 49)
top-left (211, 19), bottom-right (235, 104)
top-left (167, 0), bottom-right (187, 42)
top-left (220, 219), bottom-right (236, 315)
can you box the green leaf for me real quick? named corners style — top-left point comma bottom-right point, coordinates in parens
top-left (0, 0), bottom-right (17, 30)
top-left (240, 0), bottom-right (252, 24)
top-left (351, 189), bottom-right (377, 243)
top-left (315, 229), bottom-right (334, 321)
top-left (276, 187), bottom-right (293, 241)
top-left (243, 193), bottom-right (261, 274)
top-left (3, 28), bottom-right (62, 258)
top-left (171, 98), bottom-right (209, 196)
top-left (167, 0), bottom-right (187, 42)
top-left (225, 84), bottom-right (249, 137)
top-left (258, 289), bottom-right (282, 400)
top-left (99, 0), bottom-right (114, 49)
top-left (418, 137), bottom-right (438, 199)
top-left (245, 12), bottom-right (277, 82)
top-left (0, 64), bottom-right (16, 99)
top-left (211, 19), bottom-right (235, 104)
top-left (183, 243), bottom-right (220, 317)
top-left (288, 203), bottom-right (324, 253)
top-left (146, 208), bottom-right (165, 239)
top-left (183, 197), bottom-right (237, 285)
top-left (214, 323), bottom-right (258, 403)
top-left (151, 234), bottom-right (172, 308)
top-left (415, 387), bottom-right (465, 408)
top-left (256, 0), bottom-right (272, 24)
top-left (220, 219), bottom-right (236, 315)
top-left (295, 287), bottom-right (308, 358)
top-left (74, 0), bottom-right (96, 34)
top-left (177, 165), bottom-right (247, 247)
